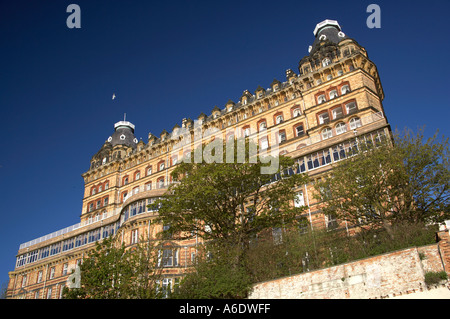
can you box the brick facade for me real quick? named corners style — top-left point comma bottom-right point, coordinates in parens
top-left (7, 19), bottom-right (393, 299)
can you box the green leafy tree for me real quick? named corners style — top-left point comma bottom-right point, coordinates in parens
top-left (314, 128), bottom-right (449, 237)
top-left (63, 236), bottom-right (163, 299)
top-left (171, 243), bottom-right (253, 299)
top-left (156, 138), bottom-right (309, 260)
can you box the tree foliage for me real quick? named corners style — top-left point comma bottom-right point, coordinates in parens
top-left (171, 243), bottom-right (253, 299)
top-left (156, 138), bottom-right (309, 251)
top-left (63, 236), bottom-right (163, 299)
top-left (314, 128), bottom-right (449, 237)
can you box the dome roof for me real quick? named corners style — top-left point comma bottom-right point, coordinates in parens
top-left (309, 19), bottom-right (348, 55)
top-left (107, 120), bottom-right (138, 149)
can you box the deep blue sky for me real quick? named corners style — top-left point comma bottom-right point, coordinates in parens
top-left (1, 0), bottom-right (449, 288)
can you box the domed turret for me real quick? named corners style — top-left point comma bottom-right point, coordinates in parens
top-left (107, 120), bottom-right (138, 149)
top-left (309, 19), bottom-right (348, 55)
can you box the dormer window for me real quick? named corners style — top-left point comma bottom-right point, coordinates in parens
top-left (258, 92), bottom-right (263, 99)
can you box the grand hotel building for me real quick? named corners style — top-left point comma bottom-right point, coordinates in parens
top-left (7, 20), bottom-right (391, 299)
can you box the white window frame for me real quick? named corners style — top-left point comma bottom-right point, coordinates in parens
top-left (275, 115), bottom-right (283, 124)
top-left (259, 121), bottom-right (267, 131)
top-left (341, 85), bottom-right (350, 95)
top-left (318, 112), bottom-right (329, 125)
top-left (322, 58), bottom-right (331, 67)
top-left (332, 107), bottom-right (343, 120)
top-left (260, 138), bottom-right (269, 150)
top-left (335, 122), bottom-right (347, 135)
top-left (345, 102), bottom-right (357, 114)
top-left (349, 117), bottom-right (362, 130)
top-left (296, 125), bottom-right (304, 136)
top-left (322, 127), bottom-right (333, 140)
top-left (279, 131), bottom-right (286, 143)
top-left (317, 94), bottom-right (326, 104)
top-left (131, 229), bottom-right (139, 244)
top-left (329, 90), bottom-right (338, 99)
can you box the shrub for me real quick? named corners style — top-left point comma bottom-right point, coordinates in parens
top-left (424, 271), bottom-right (448, 286)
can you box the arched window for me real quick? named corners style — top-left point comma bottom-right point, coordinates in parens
top-left (292, 107), bottom-right (301, 117)
top-left (134, 171), bottom-right (140, 181)
top-left (146, 166), bottom-right (152, 176)
top-left (329, 89), bottom-right (338, 99)
top-left (335, 122), bottom-right (347, 135)
top-left (322, 58), bottom-right (331, 67)
top-left (258, 120), bottom-right (267, 132)
top-left (317, 94), bottom-right (326, 104)
top-left (322, 127), bottom-right (333, 140)
top-left (341, 84), bottom-right (350, 95)
top-left (349, 117), bottom-right (362, 130)
top-left (157, 177), bottom-right (165, 189)
top-left (275, 114), bottom-right (283, 124)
